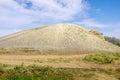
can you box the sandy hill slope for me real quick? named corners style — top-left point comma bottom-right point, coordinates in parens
top-left (0, 24), bottom-right (120, 53)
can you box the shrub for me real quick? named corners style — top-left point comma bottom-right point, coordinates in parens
top-left (84, 53), bottom-right (120, 64)
top-left (105, 36), bottom-right (120, 47)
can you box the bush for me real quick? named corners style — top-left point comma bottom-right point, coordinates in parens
top-left (105, 36), bottom-right (120, 47)
top-left (84, 53), bottom-right (120, 64)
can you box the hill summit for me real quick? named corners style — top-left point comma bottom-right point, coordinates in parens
top-left (0, 24), bottom-right (120, 53)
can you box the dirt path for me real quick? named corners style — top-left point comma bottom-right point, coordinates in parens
top-left (0, 54), bottom-right (98, 68)
top-left (0, 54), bottom-right (118, 69)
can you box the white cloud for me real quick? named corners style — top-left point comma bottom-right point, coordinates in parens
top-left (0, 0), bottom-right (88, 36)
top-left (73, 18), bottom-right (120, 39)
top-left (74, 18), bottom-right (108, 28)
top-left (0, 0), bottom-right (34, 27)
top-left (0, 0), bottom-right (86, 28)
top-left (105, 29), bottom-right (120, 39)
top-left (0, 0), bottom-right (119, 39)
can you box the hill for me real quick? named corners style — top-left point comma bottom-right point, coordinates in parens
top-left (0, 24), bottom-right (120, 53)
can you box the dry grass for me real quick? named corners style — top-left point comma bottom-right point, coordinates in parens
top-left (0, 64), bottom-right (119, 80)
top-left (0, 51), bottom-right (119, 70)
top-left (0, 49), bottom-right (120, 80)
top-left (0, 54), bottom-right (88, 68)
top-left (0, 54), bottom-right (119, 80)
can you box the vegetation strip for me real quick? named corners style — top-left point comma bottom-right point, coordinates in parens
top-left (0, 64), bottom-right (120, 80)
top-left (84, 53), bottom-right (120, 64)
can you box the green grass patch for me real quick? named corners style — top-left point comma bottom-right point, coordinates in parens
top-left (84, 53), bottom-right (120, 64)
top-left (0, 63), bottom-right (120, 80)
top-left (0, 64), bottom-right (97, 80)
top-left (0, 64), bottom-right (74, 80)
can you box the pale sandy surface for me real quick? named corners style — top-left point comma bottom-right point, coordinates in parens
top-left (0, 24), bottom-right (120, 52)
top-left (0, 54), bottom-right (87, 68)
top-left (0, 54), bottom-right (119, 69)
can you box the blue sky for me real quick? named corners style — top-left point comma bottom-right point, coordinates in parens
top-left (0, 0), bottom-right (120, 38)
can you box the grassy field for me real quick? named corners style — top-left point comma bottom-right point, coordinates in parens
top-left (0, 64), bottom-right (120, 80)
top-left (0, 49), bottom-right (120, 80)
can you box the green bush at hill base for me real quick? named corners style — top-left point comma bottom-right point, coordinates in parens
top-left (84, 53), bottom-right (120, 64)
top-left (105, 36), bottom-right (120, 47)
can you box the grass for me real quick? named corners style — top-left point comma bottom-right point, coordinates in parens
top-left (0, 63), bottom-right (119, 80)
top-left (84, 52), bottom-right (120, 64)
top-left (89, 30), bottom-right (104, 39)
top-left (0, 64), bottom-right (74, 80)
top-left (34, 58), bottom-right (72, 63)
top-left (0, 48), bottom-right (120, 80)
top-left (47, 58), bottom-right (72, 63)
top-left (0, 48), bottom-right (41, 55)
top-left (0, 48), bottom-right (7, 51)
top-left (0, 48), bottom-right (97, 55)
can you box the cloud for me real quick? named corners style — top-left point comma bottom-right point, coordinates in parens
top-left (0, 0), bottom-right (89, 36)
top-left (74, 18), bottom-right (109, 28)
top-left (0, 0), bottom-right (87, 28)
top-left (0, 0), bottom-right (34, 27)
top-left (105, 29), bottom-right (120, 39)
top-left (73, 18), bottom-right (120, 39)
top-left (0, 0), bottom-right (119, 39)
